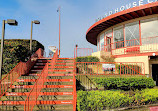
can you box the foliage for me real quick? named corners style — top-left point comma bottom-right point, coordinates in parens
top-left (100, 55), bottom-right (115, 62)
top-left (0, 39), bottom-right (44, 74)
top-left (77, 89), bottom-right (158, 111)
top-left (93, 77), bottom-right (155, 90)
top-left (116, 64), bottom-right (141, 74)
top-left (77, 90), bottom-right (131, 111)
top-left (76, 56), bottom-right (99, 62)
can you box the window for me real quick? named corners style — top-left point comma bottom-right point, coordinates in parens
top-left (141, 17), bottom-right (158, 44)
top-left (114, 26), bottom-right (124, 48)
top-left (125, 21), bottom-right (140, 46)
top-left (100, 33), bottom-right (104, 51)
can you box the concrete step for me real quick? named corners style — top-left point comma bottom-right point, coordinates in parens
top-left (13, 82), bottom-right (35, 85)
top-left (35, 63), bottom-right (46, 66)
top-left (44, 82), bottom-right (73, 85)
top-left (50, 71), bottom-right (73, 74)
top-left (34, 104), bottom-right (73, 111)
top-left (47, 74), bottom-right (73, 76)
top-left (47, 76), bottom-right (73, 79)
top-left (0, 105), bottom-right (24, 111)
top-left (37, 95), bottom-right (73, 101)
top-left (0, 96), bottom-right (26, 101)
top-left (18, 75), bottom-right (38, 79)
top-left (41, 88), bottom-right (73, 92)
top-left (7, 88), bottom-right (31, 92)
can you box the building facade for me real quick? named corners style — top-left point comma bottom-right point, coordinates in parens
top-left (86, 2), bottom-right (158, 80)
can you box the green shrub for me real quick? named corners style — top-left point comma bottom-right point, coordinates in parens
top-left (93, 77), bottom-right (155, 90)
top-left (77, 89), bottom-right (158, 111)
top-left (0, 39), bottom-right (44, 75)
top-left (76, 56), bottom-right (99, 62)
top-left (77, 90), bottom-right (132, 111)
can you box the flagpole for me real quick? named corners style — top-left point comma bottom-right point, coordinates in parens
top-left (58, 6), bottom-right (61, 57)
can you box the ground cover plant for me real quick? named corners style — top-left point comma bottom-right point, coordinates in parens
top-left (77, 88), bottom-right (158, 111)
top-left (93, 77), bottom-right (155, 90)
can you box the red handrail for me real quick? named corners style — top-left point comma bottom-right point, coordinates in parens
top-left (73, 57), bottom-right (77, 111)
top-left (0, 48), bottom-right (44, 98)
top-left (75, 62), bottom-right (144, 75)
top-left (24, 49), bottom-right (58, 111)
top-left (75, 48), bottom-right (93, 58)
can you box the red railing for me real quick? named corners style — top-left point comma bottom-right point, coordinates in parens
top-left (76, 62), bottom-right (145, 75)
top-left (102, 36), bottom-right (158, 56)
top-left (24, 49), bottom-right (58, 111)
top-left (74, 47), bottom-right (93, 58)
top-left (73, 56), bottom-right (76, 111)
top-left (0, 48), bottom-right (44, 98)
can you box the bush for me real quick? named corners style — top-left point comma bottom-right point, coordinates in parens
top-left (0, 39), bottom-right (44, 75)
top-left (77, 89), bottom-right (158, 111)
top-left (76, 56), bottom-right (99, 62)
top-left (93, 77), bottom-right (155, 90)
top-left (77, 90), bottom-right (132, 111)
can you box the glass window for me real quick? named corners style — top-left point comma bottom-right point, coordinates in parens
top-left (125, 21), bottom-right (140, 46)
top-left (100, 33), bottom-right (104, 51)
top-left (141, 17), bottom-right (158, 44)
top-left (114, 26), bottom-right (124, 48)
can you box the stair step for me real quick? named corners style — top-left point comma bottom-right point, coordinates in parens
top-left (35, 63), bottom-right (46, 66)
top-left (54, 66), bottom-right (74, 68)
top-left (47, 76), bottom-right (73, 79)
top-left (37, 95), bottom-right (73, 100)
top-left (47, 74), bottom-right (73, 76)
top-left (0, 105), bottom-right (24, 111)
top-left (5, 92), bottom-right (73, 96)
top-left (16, 79), bottom-right (36, 82)
top-left (44, 85), bottom-right (73, 88)
top-left (44, 82), bottom-right (73, 85)
top-left (18, 76), bottom-right (38, 79)
top-left (34, 104), bottom-right (73, 111)
top-left (46, 79), bottom-right (73, 82)
top-left (7, 88), bottom-right (31, 92)
top-left (0, 100), bottom-right (73, 105)
top-left (13, 82), bottom-right (35, 85)
top-left (0, 96), bottom-right (26, 101)
top-left (11, 85), bottom-right (34, 88)
top-left (41, 88), bottom-right (73, 92)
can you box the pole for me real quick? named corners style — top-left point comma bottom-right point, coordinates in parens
top-left (30, 21), bottom-right (33, 53)
top-left (0, 20), bottom-right (5, 80)
top-left (59, 6), bottom-right (61, 57)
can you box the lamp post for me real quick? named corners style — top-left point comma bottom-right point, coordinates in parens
top-left (30, 20), bottom-right (40, 53)
top-left (0, 19), bottom-right (18, 80)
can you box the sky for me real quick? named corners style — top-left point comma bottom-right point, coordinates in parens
top-left (0, 0), bottom-right (151, 57)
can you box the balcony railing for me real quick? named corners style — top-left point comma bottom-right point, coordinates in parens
top-left (101, 36), bottom-right (158, 56)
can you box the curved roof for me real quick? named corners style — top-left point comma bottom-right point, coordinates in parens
top-left (86, 2), bottom-right (158, 45)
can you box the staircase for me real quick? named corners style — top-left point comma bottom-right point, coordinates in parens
top-left (0, 57), bottom-right (76, 111)
top-left (0, 58), bottom-right (48, 111)
top-left (33, 58), bottom-right (75, 111)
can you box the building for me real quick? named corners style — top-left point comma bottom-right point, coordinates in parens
top-left (86, 2), bottom-right (158, 80)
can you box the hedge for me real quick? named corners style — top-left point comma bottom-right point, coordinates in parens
top-left (77, 89), bottom-right (158, 111)
top-left (93, 77), bottom-right (155, 90)
top-left (0, 39), bottom-right (44, 75)
top-left (76, 56), bottom-right (99, 62)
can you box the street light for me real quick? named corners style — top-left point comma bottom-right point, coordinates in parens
top-left (0, 19), bottom-right (18, 80)
top-left (30, 20), bottom-right (40, 53)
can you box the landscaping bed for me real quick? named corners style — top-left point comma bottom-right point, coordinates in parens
top-left (77, 88), bottom-right (158, 111)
